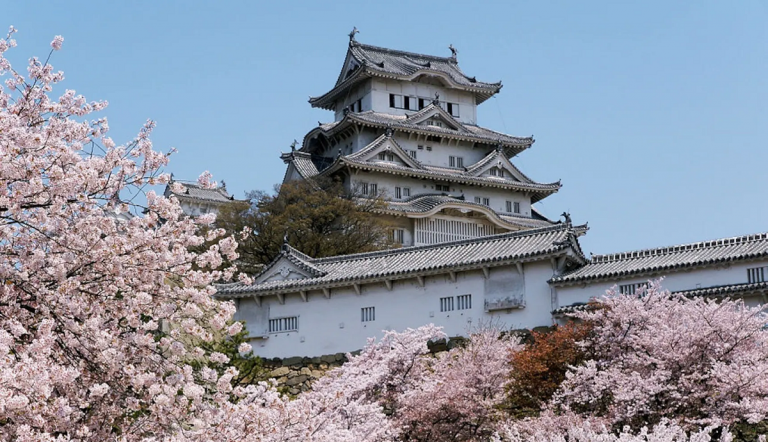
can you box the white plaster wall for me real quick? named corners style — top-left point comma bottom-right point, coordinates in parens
top-left (349, 170), bottom-right (532, 217)
top-left (391, 136), bottom-right (490, 168)
top-left (370, 79), bottom-right (478, 124)
top-left (236, 261), bottom-right (558, 358)
top-left (555, 259), bottom-right (768, 310)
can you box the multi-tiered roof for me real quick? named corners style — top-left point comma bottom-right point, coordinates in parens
top-left (283, 33), bottom-right (567, 241)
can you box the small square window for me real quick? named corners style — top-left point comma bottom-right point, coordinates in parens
top-left (361, 307), bottom-right (375, 322)
top-left (440, 296), bottom-right (455, 312)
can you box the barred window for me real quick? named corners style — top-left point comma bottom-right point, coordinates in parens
top-left (748, 266), bottom-right (768, 283)
top-left (395, 187), bottom-right (402, 199)
top-left (389, 229), bottom-right (404, 244)
top-left (506, 201), bottom-right (512, 213)
top-left (456, 157), bottom-right (464, 168)
top-left (619, 282), bottom-right (647, 295)
top-left (457, 294), bottom-right (472, 310)
top-left (408, 150), bottom-right (417, 159)
top-left (403, 187), bottom-right (411, 197)
top-left (361, 307), bottom-right (375, 322)
top-left (268, 316), bottom-right (298, 333)
top-left (440, 296), bottom-right (455, 312)
top-left (514, 202), bottom-right (520, 214)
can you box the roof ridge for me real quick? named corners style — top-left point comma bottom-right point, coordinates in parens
top-left (355, 42), bottom-right (455, 64)
top-left (591, 232), bottom-right (768, 264)
top-left (311, 223), bottom-right (575, 264)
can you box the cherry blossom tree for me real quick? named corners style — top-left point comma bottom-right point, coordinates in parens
top-left (553, 281), bottom-right (768, 431)
top-left (0, 27), bottom-right (252, 440)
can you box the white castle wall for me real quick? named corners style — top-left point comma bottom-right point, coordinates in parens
top-left (235, 260), bottom-right (558, 359)
top-left (555, 259), bottom-right (768, 312)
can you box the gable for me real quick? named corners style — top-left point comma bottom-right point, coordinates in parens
top-left (336, 50), bottom-right (363, 86)
top-left (255, 257), bottom-right (313, 284)
top-left (405, 104), bottom-right (466, 132)
top-left (351, 135), bottom-right (424, 170)
top-left (468, 152), bottom-right (529, 183)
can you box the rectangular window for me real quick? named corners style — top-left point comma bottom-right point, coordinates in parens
top-left (418, 98), bottom-right (425, 109)
top-left (490, 168), bottom-right (498, 176)
top-left (269, 316), bottom-right (298, 333)
top-left (403, 187), bottom-right (411, 197)
top-left (449, 156), bottom-right (456, 167)
top-left (426, 146), bottom-right (432, 151)
top-left (403, 96), bottom-right (410, 110)
top-left (389, 94), bottom-right (396, 108)
top-left (389, 229), bottom-right (404, 244)
top-left (456, 157), bottom-right (464, 168)
top-left (482, 197), bottom-right (490, 206)
top-left (440, 296), bottom-right (455, 312)
top-left (408, 150), bottom-right (417, 159)
top-left (506, 201), bottom-right (512, 213)
top-left (369, 183), bottom-right (378, 195)
top-left (377, 152), bottom-right (386, 160)
top-left (361, 307), bottom-right (375, 322)
top-left (360, 182), bottom-right (369, 195)
top-left (417, 145), bottom-right (424, 150)
top-left (619, 283), bottom-right (647, 295)
top-left (450, 103), bottom-right (459, 117)
top-left (395, 187), bottom-right (402, 199)
top-left (457, 294), bottom-right (472, 310)
top-left (748, 266), bottom-right (768, 283)
top-left (357, 99), bottom-right (362, 112)
top-left (514, 202), bottom-right (520, 214)
top-left (436, 184), bottom-right (450, 192)
top-left (474, 196), bottom-right (481, 204)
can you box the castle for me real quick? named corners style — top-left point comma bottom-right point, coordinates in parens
top-left (175, 33), bottom-right (768, 359)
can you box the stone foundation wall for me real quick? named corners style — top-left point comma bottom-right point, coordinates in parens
top-left (261, 337), bottom-right (476, 395)
top-left (263, 353), bottom-right (350, 395)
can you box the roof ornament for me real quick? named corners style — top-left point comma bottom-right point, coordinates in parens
top-left (337, 147), bottom-right (342, 158)
top-left (560, 212), bottom-right (572, 226)
top-left (220, 180), bottom-right (226, 189)
top-left (496, 141), bottom-right (504, 152)
top-left (432, 92), bottom-right (440, 106)
top-left (348, 26), bottom-right (359, 43)
top-left (384, 124), bottom-right (394, 138)
top-left (281, 234), bottom-right (289, 251)
top-left (449, 44), bottom-right (458, 60)
top-left (290, 139), bottom-right (298, 151)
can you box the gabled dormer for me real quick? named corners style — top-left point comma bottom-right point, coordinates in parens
top-left (465, 149), bottom-right (535, 183)
top-left (253, 243), bottom-right (326, 285)
top-left (405, 103), bottom-right (468, 133)
top-left (344, 132), bottom-right (424, 170)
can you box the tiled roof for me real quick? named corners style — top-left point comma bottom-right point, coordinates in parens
top-left (311, 42), bottom-right (501, 109)
top-left (551, 302), bottom-right (595, 316)
top-left (320, 136), bottom-right (560, 201)
top-left (216, 223), bottom-right (588, 297)
top-left (384, 194), bottom-right (553, 230)
top-left (280, 151), bottom-right (325, 180)
top-left (350, 108), bottom-right (532, 148)
top-left (301, 107), bottom-right (533, 156)
top-left (164, 180), bottom-right (238, 204)
top-left (551, 232), bottom-right (768, 285)
top-left (672, 281), bottom-right (768, 298)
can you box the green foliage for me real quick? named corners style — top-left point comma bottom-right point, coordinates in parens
top-left (189, 322), bottom-right (269, 389)
top-left (216, 177), bottom-right (394, 273)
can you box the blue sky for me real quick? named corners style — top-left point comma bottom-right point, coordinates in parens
top-left (6, 1), bottom-right (767, 255)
